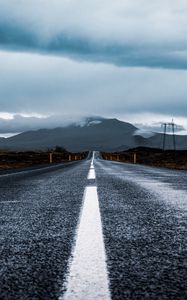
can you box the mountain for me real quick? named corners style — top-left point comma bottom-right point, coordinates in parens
top-left (134, 132), bottom-right (187, 150)
top-left (0, 118), bottom-right (186, 151)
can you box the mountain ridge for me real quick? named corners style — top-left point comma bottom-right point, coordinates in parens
top-left (0, 118), bottom-right (186, 151)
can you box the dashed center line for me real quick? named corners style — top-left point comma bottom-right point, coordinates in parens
top-left (61, 152), bottom-right (111, 300)
top-left (87, 168), bottom-right (96, 180)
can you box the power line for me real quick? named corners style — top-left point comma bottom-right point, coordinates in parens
top-left (161, 119), bottom-right (177, 150)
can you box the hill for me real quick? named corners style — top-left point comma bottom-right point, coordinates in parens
top-left (0, 118), bottom-right (186, 151)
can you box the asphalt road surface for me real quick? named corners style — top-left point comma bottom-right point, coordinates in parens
top-left (0, 153), bottom-right (186, 300)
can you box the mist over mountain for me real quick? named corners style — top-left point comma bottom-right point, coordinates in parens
top-left (0, 118), bottom-right (186, 152)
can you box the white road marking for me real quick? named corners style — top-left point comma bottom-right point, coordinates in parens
top-left (90, 151), bottom-right (95, 167)
top-left (91, 151), bottom-right (95, 162)
top-left (87, 168), bottom-right (96, 180)
top-left (0, 165), bottom-right (60, 178)
top-left (0, 161), bottom-right (77, 178)
top-left (0, 201), bottom-right (27, 203)
top-left (61, 153), bottom-right (111, 300)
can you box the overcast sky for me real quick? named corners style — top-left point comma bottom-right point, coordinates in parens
top-left (0, 0), bottom-right (187, 134)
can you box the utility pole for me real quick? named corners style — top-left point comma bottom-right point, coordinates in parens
top-left (162, 119), bottom-right (177, 150)
top-left (171, 121), bottom-right (176, 151)
top-left (162, 123), bottom-right (167, 150)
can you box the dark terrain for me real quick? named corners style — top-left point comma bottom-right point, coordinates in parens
top-left (102, 147), bottom-right (187, 170)
top-left (0, 149), bottom-right (88, 170)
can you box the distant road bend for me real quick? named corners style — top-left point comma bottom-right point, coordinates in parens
top-left (0, 152), bottom-right (186, 300)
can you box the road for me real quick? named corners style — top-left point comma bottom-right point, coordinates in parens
top-left (0, 153), bottom-right (186, 300)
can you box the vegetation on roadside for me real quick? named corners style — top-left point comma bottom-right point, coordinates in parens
top-left (0, 147), bottom-right (88, 170)
top-left (101, 147), bottom-right (187, 170)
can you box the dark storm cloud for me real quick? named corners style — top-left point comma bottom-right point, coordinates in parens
top-left (1, 0), bottom-right (187, 133)
top-left (1, 0), bottom-right (187, 69)
top-left (1, 22), bottom-right (187, 70)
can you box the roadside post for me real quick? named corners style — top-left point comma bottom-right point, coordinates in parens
top-left (133, 153), bottom-right (137, 164)
top-left (49, 152), bottom-right (53, 164)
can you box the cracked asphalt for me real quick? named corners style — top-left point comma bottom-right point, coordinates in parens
top-left (0, 155), bottom-right (187, 300)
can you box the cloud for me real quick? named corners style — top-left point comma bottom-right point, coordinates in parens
top-left (135, 122), bottom-right (185, 134)
top-left (1, 1), bottom-right (187, 133)
top-left (129, 114), bottom-right (187, 135)
top-left (134, 129), bottom-right (156, 138)
top-left (1, 51), bottom-right (187, 122)
top-left (0, 113), bottom-right (107, 134)
top-left (1, 113), bottom-right (186, 136)
top-left (0, 0), bottom-right (187, 68)
top-left (0, 114), bottom-right (88, 133)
